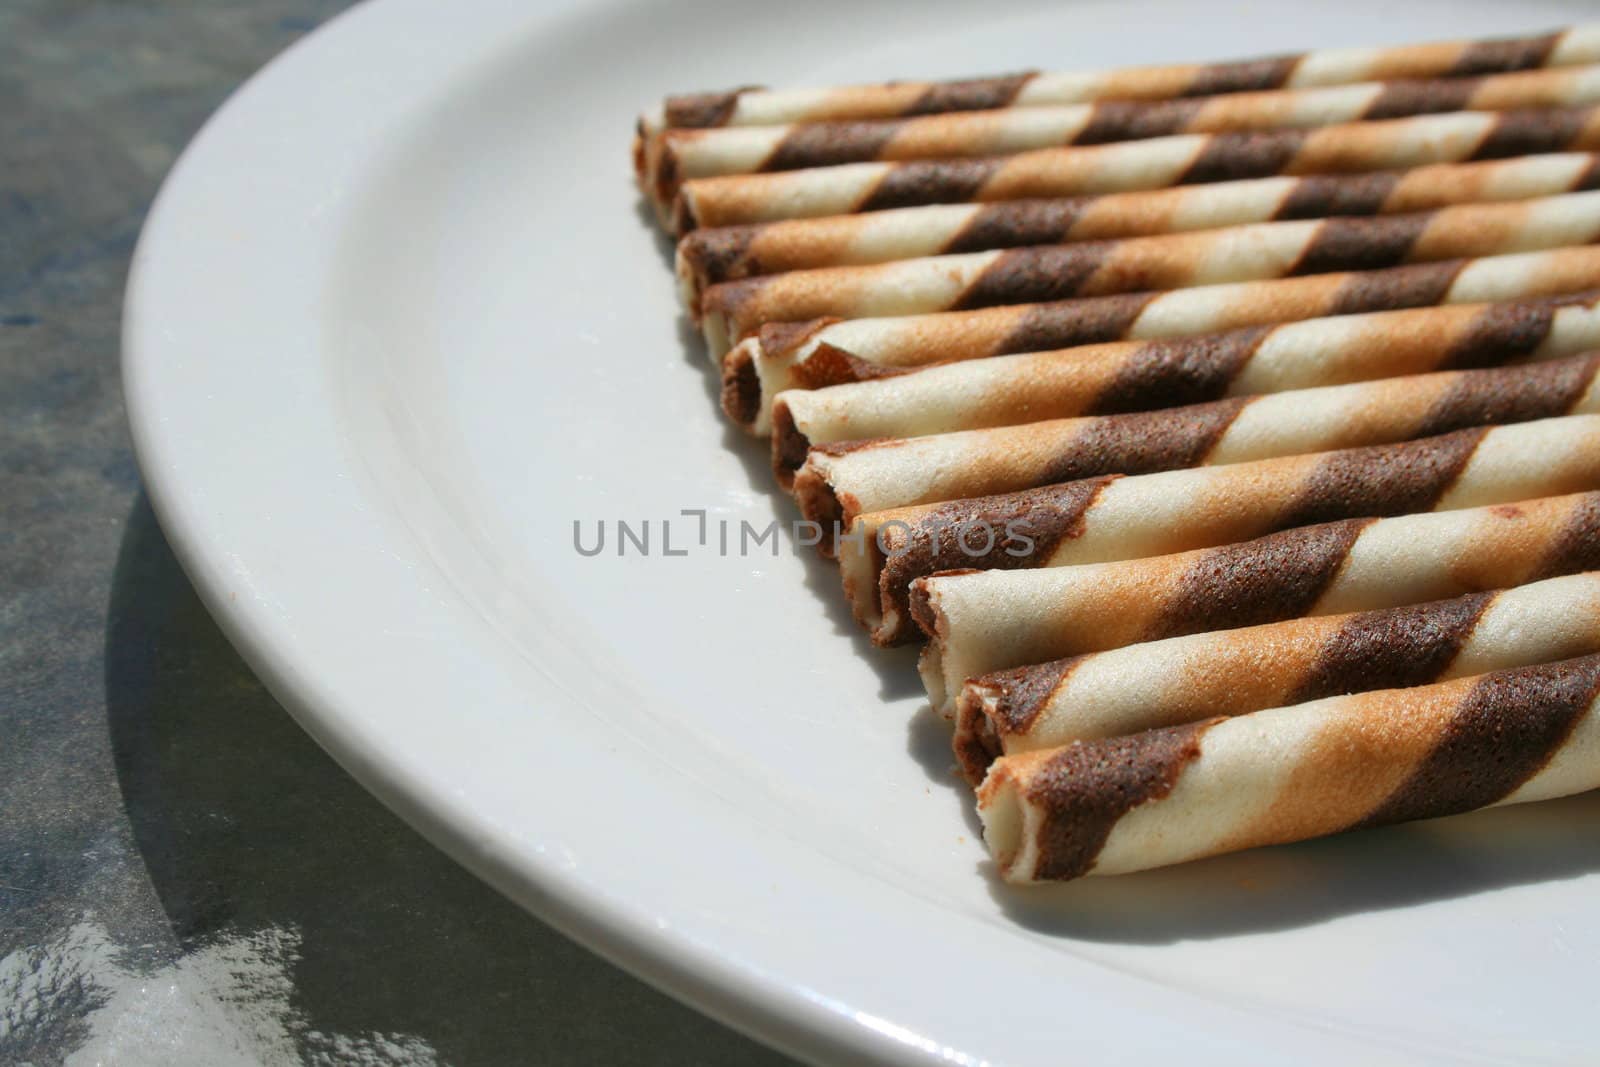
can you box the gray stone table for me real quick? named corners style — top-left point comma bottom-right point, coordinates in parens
top-left (0, 2), bottom-right (794, 1063)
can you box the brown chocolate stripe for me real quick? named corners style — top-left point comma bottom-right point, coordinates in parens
top-left (1284, 591), bottom-right (1496, 705)
top-left (877, 477), bottom-right (1117, 631)
top-left (1177, 128), bottom-right (1308, 185)
top-left (954, 657), bottom-right (1083, 783)
top-left (1449, 32), bottom-right (1562, 77)
top-left (1274, 171), bottom-right (1401, 220)
top-left (1074, 98), bottom-right (1207, 145)
top-left (1360, 77), bottom-right (1481, 122)
top-left (789, 341), bottom-right (911, 389)
top-left (756, 318), bottom-right (835, 360)
top-left (987, 258), bottom-right (1476, 361)
top-left (1089, 328), bottom-right (1272, 413)
top-left (1413, 355), bottom-right (1600, 437)
top-left (664, 88), bottom-right (750, 129)
top-left (1329, 258), bottom-right (1464, 315)
top-left (905, 73), bottom-right (1036, 116)
top-left (1474, 106), bottom-right (1594, 159)
top-left (1437, 296), bottom-right (1574, 370)
top-left (1151, 518), bottom-right (1373, 639)
top-left (1289, 213), bottom-right (1432, 276)
top-left (979, 656), bottom-right (1086, 739)
top-left (944, 198), bottom-right (1089, 255)
top-left (856, 158), bottom-right (1007, 211)
top-left (952, 243), bottom-right (1113, 310)
top-left (1275, 427), bottom-right (1488, 529)
top-left (1532, 492), bottom-right (1600, 579)
top-left (765, 121), bottom-right (901, 172)
top-left (680, 227), bottom-right (760, 288)
top-left (1356, 654), bottom-right (1600, 828)
top-left (1188, 55), bottom-right (1300, 97)
top-left (1028, 719), bottom-right (1218, 880)
top-left (1038, 398), bottom-right (1252, 484)
top-left (995, 292), bottom-right (1156, 354)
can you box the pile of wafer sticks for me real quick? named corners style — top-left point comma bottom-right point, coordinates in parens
top-left (634, 25), bottom-right (1600, 883)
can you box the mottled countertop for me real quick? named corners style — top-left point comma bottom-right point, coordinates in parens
top-left (0, 3), bottom-right (792, 1063)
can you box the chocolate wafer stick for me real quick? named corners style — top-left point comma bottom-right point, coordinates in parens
top-left (678, 153), bottom-right (1600, 298)
top-left (729, 245), bottom-right (1600, 423)
top-left (979, 654), bottom-right (1600, 881)
top-left (648, 65), bottom-right (1600, 203)
top-left (846, 416), bottom-right (1600, 645)
top-left (643, 26), bottom-right (1600, 131)
top-left (700, 190), bottom-right (1600, 353)
top-left (674, 106), bottom-right (1600, 231)
top-left (955, 572), bottom-right (1600, 784)
top-left (787, 353), bottom-right (1600, 528)
top-left (767, 291), bottom-right (1600, 454)
top-left (914, 491), bottom-right (1600, 715)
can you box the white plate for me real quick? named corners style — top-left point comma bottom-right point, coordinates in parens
top-left (123, 0), bottom-right (1600, 1062)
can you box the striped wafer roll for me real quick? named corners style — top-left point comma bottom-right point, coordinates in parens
top-left (979, 653), bottom-right (1600, 882)
top-left (788, 354), bottom-right (1600, 528)
top-left (914, 491), bottom-right (1600, 716)
top-left (730, 246), bottom-right (1600, 421)
top-left (955, 572), bottom-right (1600, 784)
top-left (844, 416), bottom-right (1600, 645)
top-left (642, 26), bottom-right (1600, 132)
top-left (648, 65), bottom-right (1600, 202)
top-left (675, 106), bottom-right (1600, 231)
top-left (678, 153), bottom-right (1600, 298)
top-left (699, 190), bottom-right (1600, 352)
top-left (767, 290), bottom-right (1600, 453)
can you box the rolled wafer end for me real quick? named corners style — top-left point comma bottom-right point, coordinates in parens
top-left (749, 344), bottom-right (914, 437)
top-left (647, 137), bottom-right (688, 218)
top-left (954, 657), bottom-right (1083, 785)
top-left (676, 225), bottom-right (763, 309)
top-left (838, 520), bottom-right (899, 643)
top-left (977, 720), bottom-right (1220, 883)
top-left (633, 126), bottom-right (679, 231)
top-left (912, 576), bottom-right (973, 718)
top-left (724, 322), bottom-right (870, 434)
top-left (702, 310), bottom-right (734, 362)
top-left (784, 433), bottom-right (898, 521)
top-left (789, 448), bottom-right (864, 535)
top-left (672, 243), bottom-right (701, 311)
top-left (954, 684), bottom-right (1007, 787)
top-left (770, 399), bottom-right (812, 490)
top-left (719, 345), bottom-right (766, 434)
top-left (975, 764), bottom-right (1030, 880)
top-left (635, 129), bottom-right (687, 227)
top-left (670, 188), bottom-right (700, 235)
top-left (636, 105), bottom-right (666, 140)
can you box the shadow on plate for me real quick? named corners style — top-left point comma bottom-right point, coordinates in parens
top-left (985, 787), bottom-right (1600, 945)
top-left (104, 493), bottom-right (794, 1065)
top-left (649, 199), bottom-right (928, 705)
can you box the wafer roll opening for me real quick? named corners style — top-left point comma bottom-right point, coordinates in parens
top-left (975, 767), bottom-right (1028, 877)
top-left (719, 346), bottom-right (762, 428)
